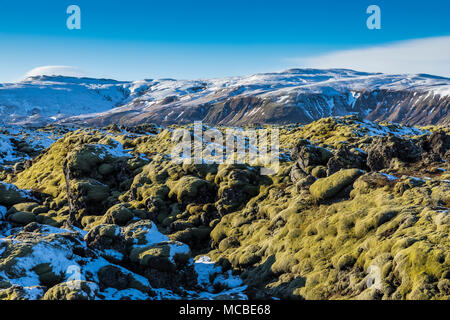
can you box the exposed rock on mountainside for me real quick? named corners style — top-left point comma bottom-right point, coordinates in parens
top-left (0, 115), bottom-right (449, 300)
top-left (1, 69), bottom-right (449, 126)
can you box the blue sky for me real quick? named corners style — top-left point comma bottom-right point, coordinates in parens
top-left (0, 0), bottom-right (449, 82)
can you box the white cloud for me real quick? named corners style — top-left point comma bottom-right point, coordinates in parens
top-left (23, 66), bottom-right (87, 79)
top-left (291, 36), bottom-right (450, 77)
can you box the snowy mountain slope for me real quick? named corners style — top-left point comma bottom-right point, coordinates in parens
top-left (0, 76), bottom-right (149, 125)
top-left (1, 69), bottom-right (449, 126)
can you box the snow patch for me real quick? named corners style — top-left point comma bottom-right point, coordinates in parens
top-left (0, 206), bottom-right (6, 220)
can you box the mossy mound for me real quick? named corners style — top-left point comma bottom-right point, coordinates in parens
top-left (309, 169), bottom-right (363, 201)
top-left (7, 202), bottom-right (40, 213)
top-left (10, 130), bottom-right (101, 197)
top-left (215, 164), bottom-right (270, 215)
top-left (208, 169), bottom-right (450, 299)
top-left (43, 281), bottom-right (99, 300)
top-left (7, 130), bottom-right (146, 222)
top-left (0, 285), bottom-right (45, 300)
top-left (104, 204), bottom-right (135, 226)
top-left (97, 265), bottom-right (151, 294)
top-left (129, 241), bottom-right (190, 272)
top-left (168, 175), bottom-right (215, 205)
top-left (8, 211), bottom-right (36, 225)
top-left (279, 115), bottom-right (426, 149)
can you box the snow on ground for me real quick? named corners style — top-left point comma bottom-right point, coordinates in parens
top-left (0, 133), bottom-right (21, 164)
top-left (0, 216), bottom-right (248, 300)
top-left (129, 222), bottom-right (169, 247)
top-left (167, 242), bottom-right (190, 263)
top-left (125, 221), bottom-right (190, 264)
top-left (333, 117), bottom-right (429, 138)
top-left (94, 139), bottom-right (133, 159)
top-left (380, 173), bottom-right (398, 181)
top-left (0, 181), bottom-right (36, 201)
top-left (0, 206), bottom-right (6, 220)
top-left (0, 125), bottom-right (68, 165)
top-left (0, 224), bottom-right (248, 300)
top-left (193, 256), bottom-right (247, 300)
top-left (194, 256), bottom-right (221, 289)
top-left (1, 241), bottom-right (76, 288)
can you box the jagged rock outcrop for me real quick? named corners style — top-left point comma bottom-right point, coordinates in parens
top-left (366, 135), bottom-right (422, 171)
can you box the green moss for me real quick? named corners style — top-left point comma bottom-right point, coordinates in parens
top-left (311, 166), bottom-right (327, 179)
top-left (43, 281), bottom-right (98, 300)
top-left (31, 205), bottom-right (49, 215)
top-left (218, 236), bottom-right (240, 252)
top-left (0, 286), bottom-right (41, 300)
top-left (8, 202), bottom-right (40, 213)
top-left (310, 169), bottom-right (363, 200)
top-left (168, 175), bottom-right (213, 204)
top-left (80, 215), bottom-right (104, 229)
top-left (129, 242), bottom-right (189, 272)
top-left (71, 179), bottom-right (110, 202)
top-left (36, 212), bottom-right (66, 227)
top-left (104, 204), bottom-right (134, 226)
top-left (333, 254), bottom-right (356, 271)
top-left (209, 167), bottom-right (450, 299)
top-left (1, 118), bottom-right (448, 300)
top-left (8, 211), bottom-right (36, 225)
top-left (169, 227), bottom-right (211, 247)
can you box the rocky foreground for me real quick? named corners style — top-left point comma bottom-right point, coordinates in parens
top-left (0, 116), bottom-right (449, 300)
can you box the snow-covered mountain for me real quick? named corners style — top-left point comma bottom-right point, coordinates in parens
top-left (0, 76), bottom-right (134, 125)
top-left (1, 69), bottom-right (449, 126)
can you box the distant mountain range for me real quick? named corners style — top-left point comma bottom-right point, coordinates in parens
top-left (1, 69), bottom-right (449, 126)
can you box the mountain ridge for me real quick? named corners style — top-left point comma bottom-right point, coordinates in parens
top-left (1, 68), bottom-right (449, 126)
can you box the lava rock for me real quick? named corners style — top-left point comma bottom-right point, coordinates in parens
top-left (366, 135), bottom-right (422, 171)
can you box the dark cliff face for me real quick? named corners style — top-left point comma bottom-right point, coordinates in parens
top-left (82, 88), bottom-right (450, 127)
top-left (364, 90), bottom-right (450, 126)
top-left (199, 89), bottom-right (450, 126)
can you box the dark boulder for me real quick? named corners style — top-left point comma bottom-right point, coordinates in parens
top-left (291, 140), bottom-right (333, 172)
top-left (327, 146), bottom-right (367, 176)
top-left (366, 135), bottom-right (422, 171)
top-left (290, 162), bottom-right (308, 184)
top-left (85, 224), bottom-right (127, 260)
top-left (422, 131), bottom-right (450, 158)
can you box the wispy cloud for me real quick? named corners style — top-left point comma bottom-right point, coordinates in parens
top-left (290, 36), bottom-right (450, 77)
top-left (22, 66), bottom-right (87, 80)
